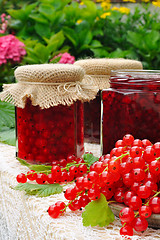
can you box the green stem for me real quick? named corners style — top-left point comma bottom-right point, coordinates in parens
top-left (62, 190), bottom-right (83, 212)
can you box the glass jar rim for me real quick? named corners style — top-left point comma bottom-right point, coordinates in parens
top-left (111, 69), bottom-right (160, 76)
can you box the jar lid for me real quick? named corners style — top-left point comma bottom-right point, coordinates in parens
top-left (0, 64), bottom-right (98, 109)
top-left (74, 58), bottom-right (143, 90)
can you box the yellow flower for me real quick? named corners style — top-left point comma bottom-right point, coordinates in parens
top-left (152, 1), bottom-right (160, 7)
top-left (123, 0), bottom-right (136, 2)
top-left (76, 19), bottom-right (83, 24)
top-left (141, 0), bottom-right (150, 2)
top-left (100, 12), bottom-right (111, 19)
top-left (101, 2), bottom-right (111, 10)
top-left (80, 1), bottom-right (84, 5)
top-left (118, 7), bottom-right (130, 14)
top-left (112, 6), bottom-right (119, 11)
top-left (96, 16), bottom-right (100, 21)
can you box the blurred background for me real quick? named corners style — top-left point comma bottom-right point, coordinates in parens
top-left (0, 0), bottom-right (159, 145)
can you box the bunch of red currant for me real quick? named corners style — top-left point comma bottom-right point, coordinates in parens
top-left (16, 134), bottom-right (160, 237)
top-left (16, 155), bottom-right (88, 184)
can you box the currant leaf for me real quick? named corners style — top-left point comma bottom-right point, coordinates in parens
top-left (28, 164), bottom-right (52, 172)
top-left (17, 158), bottom-right (52, 172)
top-left (83, 153), bottom-right (99, 166)
top-left (14, 183), bottom-right (63, 197)
top-left (82, 194), bottom-right (115, 227)
top-left (17, 157), bottom-right (30, 167)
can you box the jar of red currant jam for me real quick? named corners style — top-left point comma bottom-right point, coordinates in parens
top-left (0, 64), bottom-right (98, 164)
top-left (75, 58), bottom-right (143, 144)
top-left (102, 69), bottom-right (160, 154)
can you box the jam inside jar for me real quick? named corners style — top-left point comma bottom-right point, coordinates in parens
top-left (102, 70), bottom-right (160, 154)
top-left (84, 90), bottom-right (101, 144)
top-left (16, 99), bottom-right (84, 164)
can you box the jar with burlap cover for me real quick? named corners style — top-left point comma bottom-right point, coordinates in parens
top-left (74, 58), bottom-right (143, 144)
top-left (74, 58), bottom-right (143, 90)
top-left (0, 64), bottom-right (98, 109)
top-left (0, 64), bottom-right (98, 164)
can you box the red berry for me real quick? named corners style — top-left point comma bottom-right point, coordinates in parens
top-left (132, 217), bottom-right (148, 232)
top-left (132, 168), bottom-right (145, 182)
top-left (27, 170), bottom-right (37, 181)
top-left (48, 205), bottom-right (60, 218)
top-left (64, 187), bottom-right (77, 200)
top-left (123, 134), bottom-right (134, 146)
top-left (119, 207), bottom-right (135, 222)
top-left (149, 197), bottom-right (160, 213)
top-left (36, 173), bottom-right (47, 184)
top-left (130, 146), bottom-right (142, 158)
top-left (120, 224), bottom-right (133, 236)
top-left (137, 185), bottom-right (151, 199)
top-left (128, 195), bottom-right (142, 210)
top-left (139, 205), bottom-right (152, 218)
top-left (16, 173), bottom-right (27, 183)
top-left (143, 146), bottom-right (156, 163)
top-left (87, 187), bottom-right (101, 200)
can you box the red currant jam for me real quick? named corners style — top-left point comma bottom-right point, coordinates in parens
top-left (102, 70), bottom-right (160, 154)
top-left (84, 90), bottom-right (101, 144)
top-left (16, 99), bottom-right (84, 164)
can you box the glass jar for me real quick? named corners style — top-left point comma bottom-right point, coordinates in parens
top-left (84, 90), bottom-right (101, 144)
top-left (16, 99), bottom-right (84, 164)
top-left (101, 70), bottom-right (160, 155)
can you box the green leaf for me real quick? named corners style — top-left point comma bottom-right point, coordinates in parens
top-left (28, 164), bottom-right (52, 172)
top-left (63, 26), bottom-right (78, 47)
top-left (34, 43), bottom-right (50, 63)
top-left (29, 13), bottom-right (49, 24)
top-left (82, 194), bottom-right (115, 227)
top-left (0, 101), bottom-right (15, 129)
top-left (0, 128), bottom-right (16, 146)
top-left (17, 158), bottom-right (52, 172)
top-left (14, 182), bottom-right (63, 197)
top-left (46, 31), bottom-right (65, 53)
top-left (90, 40), bottom-right (103, 48)
top-left (17, 158), bottom-right (30, 167)
top-left (83, 153), bottom-right (99, 166)
top-left (35, 22), bottom-right (51, 38)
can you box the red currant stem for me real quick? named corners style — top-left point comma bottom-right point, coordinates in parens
top-left (145, 190), bottom-right (160, 206)
top-left (100, 152), bottom-right (129, 174)
top-left (62, 190), bottom-right (83, 211)
top-left (63, 179), bottom-right (75, 186)
top-left (144, 167), bottom-right (149, 172)
top-left (62, 162), bottom-right (89, 172)
top-left (34, 170), bottom-right (51, 174)
top-left (108, 200), bottom-right (117, 204)
top-left (113, 152), bottom-right (129, 162)
top-left (155, 156), bottom-right (160, 161)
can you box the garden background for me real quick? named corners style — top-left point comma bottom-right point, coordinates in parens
top-left (0, 0), bottom-right (160, 146)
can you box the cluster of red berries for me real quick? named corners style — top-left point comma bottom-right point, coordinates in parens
top-left (16, 155), bottom-right (88, 184)
top-left (16, 134), bottom-right (160, 237)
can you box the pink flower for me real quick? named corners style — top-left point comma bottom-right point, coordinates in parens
top-left (51, 52), bottom-right (75, 64)
top-left (0, 34), bottom-right (26, 66)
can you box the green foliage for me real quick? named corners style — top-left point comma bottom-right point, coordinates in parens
top-left (83, 153), bottom-right (99, 166)
top-left (82, 194), bottom-right (115, 227)
top-left (1, 0), bottom-right (159, 68)
top-left (14, 182), bottom-right (63, 197)
top-left (0, 101), bottom-right (15, 130)
top-left (0, 128), bottom-right (16, 146)
top-left (17, 157), bottom-right (52, 173)
top-left (0, 101), bottom-right (15, 145)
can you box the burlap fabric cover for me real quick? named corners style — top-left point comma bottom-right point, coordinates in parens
top-left (0, 64), bottom-right (98, 109)
top-left (74, 58), bottom-right (143, 90)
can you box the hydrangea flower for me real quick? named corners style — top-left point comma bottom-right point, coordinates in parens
top-left (51, 52), bottom-right (75, 64)
top-left (0, 34), bottom-right (26, 65)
